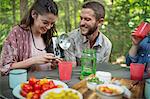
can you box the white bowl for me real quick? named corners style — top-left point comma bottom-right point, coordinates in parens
top-left (96, 71), bottom-right (112, 84)
top-left (41, 88), bottom-right (83, 99)
top-left (96, 84), bottom-right (124, 99)
top-left (87, 82), bottom-right (98, 91)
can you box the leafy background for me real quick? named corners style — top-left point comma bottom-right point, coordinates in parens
top-left (0, 0), bottom-right (150, 64)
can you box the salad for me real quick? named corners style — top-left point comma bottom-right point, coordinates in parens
top-left (87, 77), bottom-right (104, 84)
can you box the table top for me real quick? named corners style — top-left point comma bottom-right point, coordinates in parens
top-left (0, 62), bottom-right (143, 99)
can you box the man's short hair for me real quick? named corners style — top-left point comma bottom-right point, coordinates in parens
top-left (82, 1), bottom-right (105, 20)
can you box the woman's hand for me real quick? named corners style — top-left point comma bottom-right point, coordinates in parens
top-left (31, 53), bottom-right (57, 64)
top-left (51, 58), bottom-right (63, 69)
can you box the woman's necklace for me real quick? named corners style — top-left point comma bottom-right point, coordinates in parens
top-left (30, 28), bottom-right (45, 51)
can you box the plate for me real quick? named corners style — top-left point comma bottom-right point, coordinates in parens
top-left (41, 88), bottom-right (83, 99)
top-left (12, 79), bottom-right (68, 99)
top-left (96, 84), bottom-right (124, 96)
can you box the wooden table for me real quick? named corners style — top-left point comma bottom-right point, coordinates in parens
top-left (72, 77), bottom-right (145, 99)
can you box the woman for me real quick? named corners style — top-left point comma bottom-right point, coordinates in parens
top-left (0, 0), bottom-right (61, 75)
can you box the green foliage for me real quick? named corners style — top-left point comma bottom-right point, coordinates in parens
top-left (101, 0), bottom-right (150, 62)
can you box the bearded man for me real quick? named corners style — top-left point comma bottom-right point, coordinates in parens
top-left (64, 1), bottom-right (112, 66)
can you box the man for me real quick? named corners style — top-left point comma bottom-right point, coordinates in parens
top-left (64, 1), bottom-right (112, 66)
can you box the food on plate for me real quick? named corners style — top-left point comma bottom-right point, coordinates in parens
top-left (96, 84), bottom-right (124, 99)
top-left (41, 88), bottom-right (83, 99)
top-left (99, 85), bottom-right (121, 95)
top-left (44, 90), bottom-right (80, 99)
top-left (20, 77), bottom-right (63, 99)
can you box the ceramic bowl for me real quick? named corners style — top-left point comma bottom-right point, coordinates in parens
top-left (96, 84), bottom-right (124, 99)
top-left (87, 82), bottom-right (98, 90)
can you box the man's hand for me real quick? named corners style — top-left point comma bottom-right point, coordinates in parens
top-left (131, 35), bottom-right (143, 45)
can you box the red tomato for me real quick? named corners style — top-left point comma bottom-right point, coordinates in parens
top-left (49, 81), bottom-right (55, 88)
top-left (34, 90), bottom-right (41, 95)
top-left (104, 90), bottom-right (113, 94)
top-left (20, 90), bottom-right (27, 97)
top-left (32, 93), bottom-right (39, 99)
top-left (103, 87), bottom-right (113, 94)
top-left (53, 85), bottom-right (58, 88)
top-left (42, 84), bottom-right (50, 91)
top-left (34, 84), bottom-right (41, 90)
top-left (49, 80), bottom-right (55, 85)
top-left (29, 77), bottom-right (38, 86)
top-left (22, 84), bottom-right (33, 93)
top-left (40, 90), bottom-right (45, 95)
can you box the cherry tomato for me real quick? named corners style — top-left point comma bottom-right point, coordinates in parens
top-left (104, 89), bottom-right (113, 94)
top-left (34, 90), bottom-right (41, 95)
top-left (40, 90), bottom-right (45, 95)
top-left (20, 90), bottom-right (27, 97)
top-left (32, 93), bottom-right (39, 99)
top-left (48, 80), bottom-right (55, 85)
top-left (42, 84), bottom-right (50, 91)
top-left (34, 83), bottom-right (41, 90)
top-left (49, 80), bottom-right (55, 88)
top-left (29, 77), bottom-right (38, 86)
top-left (20, 78), bottom-right (60, 98)
top-left (22, 84), bottom-right (33, 93)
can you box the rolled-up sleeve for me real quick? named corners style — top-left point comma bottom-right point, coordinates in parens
top-left (126, 54), bottom-right (138, 66)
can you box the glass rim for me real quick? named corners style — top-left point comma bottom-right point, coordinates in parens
top-left (9, 69), bottom-right (27, 75)
top-left (83, 49), bottom-right (96, 53)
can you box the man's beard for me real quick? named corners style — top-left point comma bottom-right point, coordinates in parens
top-left (80, 23), bottom-right (98, 36)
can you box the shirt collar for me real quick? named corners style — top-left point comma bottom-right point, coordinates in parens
top-left (82, 31), bottom-right (103, 47)
top-left (79, 29), bottom-right (103, 47)
top-left (94, 32), bottom-right (103, 47)
top-left (83, 36), bottom-right (88, 43)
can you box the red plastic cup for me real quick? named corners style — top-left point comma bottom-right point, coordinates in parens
top-left (132, 21), bottom-right (150, 39)
top-left (58, 61), bottom-right (73, 81)
top-left (130, 63), bottom-right (145, 80)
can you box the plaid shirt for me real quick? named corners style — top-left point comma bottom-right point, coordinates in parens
top-left (64, 28), bottom-right (112, 66)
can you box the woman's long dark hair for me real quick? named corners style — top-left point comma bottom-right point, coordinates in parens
top-left (20, 0), bottom-right (58, 52)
